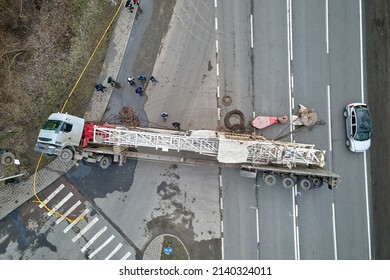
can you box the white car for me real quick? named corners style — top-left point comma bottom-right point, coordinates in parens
top-left (343, 103), bottom-right (372, 152)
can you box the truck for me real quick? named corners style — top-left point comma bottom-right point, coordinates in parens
top-left (34, 113), bottom-right (340, 190)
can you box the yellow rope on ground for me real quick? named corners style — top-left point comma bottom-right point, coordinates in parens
top-left (32, 0), bottom-right (125, 223)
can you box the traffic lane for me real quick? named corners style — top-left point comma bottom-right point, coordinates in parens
top-left (217, 0), bottom-right (254, 126)
top-left (291, 0), bottom-right (330, 150)
top-left (143, 0), bottom-right (218, 131)
top-left (0, 176), bottom-right (135, 260)
top-left (258, 183), bottom-right (295, 259)
top-left (91, 159), bottom-right (222, 260)
top-left (253, 0), bottom-right (290, 140)
top-left (222, 168), bottom-right (258, 260)
top-left (329, 0), bottom-right (370, 259)
top-left (290, 0), bottom-right (336, 259)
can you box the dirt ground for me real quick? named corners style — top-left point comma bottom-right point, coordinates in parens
top-left (0, 0), bottom-right (117, 181)
top-left (365, 0), bottom-right (390, 260)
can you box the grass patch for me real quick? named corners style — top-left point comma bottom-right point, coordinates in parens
top-left (160, 235), bottom-right (189, 260)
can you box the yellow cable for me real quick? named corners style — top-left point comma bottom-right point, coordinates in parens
top-left (33, 0), bottom-right (125, 222)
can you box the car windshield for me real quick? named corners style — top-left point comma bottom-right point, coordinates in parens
top-left (42, 120), bottom-right (63, 131)
top-left (354, 107), bottom-right (371, 141)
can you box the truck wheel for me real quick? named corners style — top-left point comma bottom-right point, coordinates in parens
top-left (264, 174), bottom-right (277, 186)
top-left (282, 177), bottom-right (295, 189)
top-left (99, 156), bottom-right (112, 169)
top-left (1, 152), bottom-right (15, 165)
top-left (299, 178), bottom-right (313, 191)
top-left (59, 148), bottom-right (73, 162)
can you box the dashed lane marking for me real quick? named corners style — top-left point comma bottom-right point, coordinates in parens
top-left (104, 243), bottom-right (123, 260)
top-left (72, 216), bottom-right (99, 243)
top-left (81, 226), bottom-right (107, 253)
top-left (88, 235), bottom-right (115, 259)
top-left (48, 192), bottom-right (73, 217)
top-left (39, 184), bottom-right (65, 208)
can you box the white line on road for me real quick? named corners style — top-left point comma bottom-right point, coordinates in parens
top-left (327, 85), bottom-right (332, 151)
top-left (220, 197), bottom-right (223, 210)
top-left (72, 216), bottom-right (99, 243)
top-left (215, 40), bottom-right (219, 53)
top-left (81, 226), bottom-right (107, 252)
top-left (105, 243), bottom-right (122, 260)
top-left (120, 251), bottom-right (132, 260)
top-left (255, 208), bottom-right (259, 243)
top-left (63, 208), bottom-right (89, 234)
top-left (292, 186), bottom-right (299, 260)
top-left (39, 184), bottom-right (65, 208)
top-left (88, 235), bottom-right (115, 259)
top-left (332, 203), bottom-right (338, 259)
top-left (291, 73), bottom-right (294, 92)
top-left (288, 0), bottom-right (293, 60)
top-left (291, 97), bottom-right (294, 110)
top-left (216, 62), bottom-right (219, 76)
top-left (215, 17), bottom-right (218, 30)
top-left (359, 0), bottom-right (372, 259)
top-left (48, 192), bottom-right (73, 217)
top-left (295, 204), bottom-right (299, 217)
top-left (221, 237), bottom-right (225, 260)
top-left (252, 111), bottom-right (256, 119)
top-left (325, 0), bottom-right (329, 53)
top-left (56, 201), bottom-right (81, 225)
top-left (217, 85), bottom-right (220, 98)
top-left (214, 0), bottom-right (217, 8)
top-left (250, 14), bottom-right (254, 48)
top-left (220, 220), bottom-right (224, 233)
top-left (296, 225), bottom-right (300, 260)
top-left (217, 107), bottom-right (221, 121)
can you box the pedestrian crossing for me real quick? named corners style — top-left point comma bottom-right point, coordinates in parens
top-left (38, 181), bottom-right (133, 260)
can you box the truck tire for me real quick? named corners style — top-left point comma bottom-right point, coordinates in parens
top-left (1, 152), bottom-right (15, 165)
top-left (264, 174), bottom-right (277, 186)
top-left (312, 177), bottom-right (323, 188)
top-left (282, 176), bottom-right (295, 189)
top-left (99, 156), bottom-right (112, 169)
top-left (59, 148), bottom-right (73, 162)
top-left (299, 178), bottom-right (313, 191)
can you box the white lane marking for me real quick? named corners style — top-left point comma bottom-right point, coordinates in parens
top-left (288, 0), bottom-right (293, 60)
top-left (327, 85), bottom-right (332, 151)
top-left (72, 216), bottom-right (99, 243)
top-left (295, 204), bottom-right (299, 217)
top-left (325, 0), bottom-right (329, 53)
top-left (63, 208), bottom-right (89, 233)
top-left (120, 251), bottom-right (132, 260)
top-left (220, 197), bottom-right (223, 210)
top-left (48, 192), bottom-right (73, 217)
top-left (216, 62), bottom-right (219, 76)
top-left (0, 234), bottom-right (9, 244)
top-left (214, 0), bottom-right (217, 8)
top-left (253, 111), bottom-right (256, 119)
top-left (332, 203), bottom-right (338, 260)
top-left (221, 237), bottom-right (225, 260)
top-left (81, 226), bottom-right (107, 252)
top-left (105, 243), bottom-right (123, 260)
top-left (250, 14), bottom-right (254, 48)
top-left (292, 186), bottom-right (298, 260)
top-left (296, 225), bottom-right (300, 260)
top-left (255, 208), bottom-right (259, 243)
top-left (216, 39), bottom-right (219, 53)
top-left (217, 107), bottom-right (221, 121)
top-left (217, 85), bottom-right (220, 98)
top-left (291, 97), bottom-right (295, 110)
top-left (56, 201), bottom-right (81, 225)
top-left (220, 220), bottom-right (224, 233)
top-left (291, 73), bottom-right (294, 92)
top-left (39, 184), bottom-right (65, 208)
top-left (215, 17), bottom-right (218, 30)
top-left (359, 0), bottom-right (372, 259)
top-left (88, 235), bottom-right (115, 259)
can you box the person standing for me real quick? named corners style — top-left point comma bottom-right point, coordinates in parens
top-left (149, 75), bottom-right (158, 85)
top-left (127, 76), bottom-right (135, 86)
top-left (135, 86), bottom-right (143, 96)
top-left (161, 112), bottom-right (169, 121)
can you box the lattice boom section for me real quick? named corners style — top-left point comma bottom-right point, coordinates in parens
top-left (246, 142), bottom-right (326, 168)
top-left (93, 126), bottom-right (219, 156)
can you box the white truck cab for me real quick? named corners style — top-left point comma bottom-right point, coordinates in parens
top-left (34, 113), bottom-right (85, 161)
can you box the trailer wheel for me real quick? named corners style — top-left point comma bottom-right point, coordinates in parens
top-left (1, 152), bottom-right (15, 165)
top-left (282, 176), bottom-right (295, 189)
top-left (299, 178), bottom-right (313, 190)
top-left (59, 148), bottom-right (73, 162)
top-left (264, 174), bottom-right (277, 186)
top-left (99, 156), bottom-right (112, 169)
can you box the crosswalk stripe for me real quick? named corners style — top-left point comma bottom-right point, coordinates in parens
top-left (56, 201), bottom-right (82, 225)
top-left (72, 216), bottom-right (99, 243)
top-left (88, 235), bottom-right (115, 259)
top-left (81, 226), bottom-right (107, 253)
top-left (63, 208), bottom-right (89, 234)
top-left (121, 252), bottom-right (132, 260)
top-left (104, 243), bottom-right (123, 260)
top-left (47, 192), bottom-right (73, 217)
top-left (39, 184), bottom-right (65, 208)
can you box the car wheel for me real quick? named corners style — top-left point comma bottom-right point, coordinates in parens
top-left (343, 110), bottom-right (348, 118)
top-left (346, 139), bottom-right (350, 147)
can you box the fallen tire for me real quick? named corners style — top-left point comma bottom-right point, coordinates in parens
top-left (224, 110), bottom-right (245, 129)
top-left (1, 152), bottom-right (15, 165)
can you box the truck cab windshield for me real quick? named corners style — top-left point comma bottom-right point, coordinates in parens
top-left (42, 120), bottom-right (63, 131)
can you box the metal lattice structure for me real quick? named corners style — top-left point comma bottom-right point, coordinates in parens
top-left (92, 125), bottom-right (326, 168)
